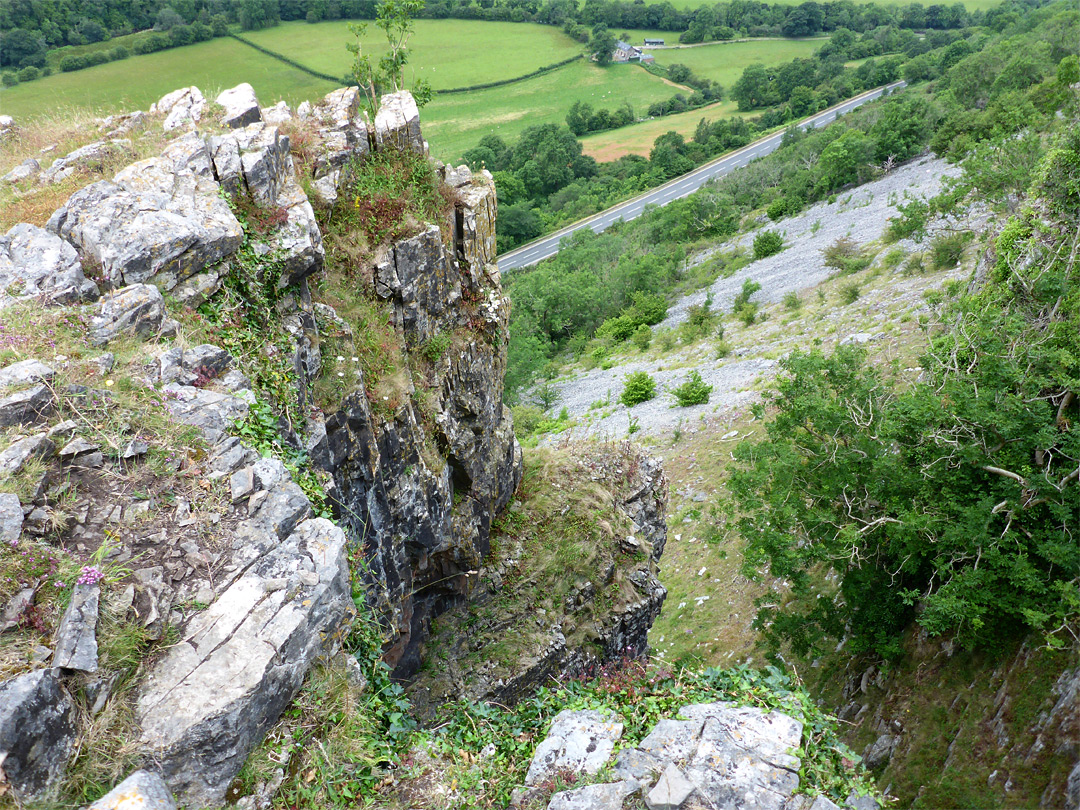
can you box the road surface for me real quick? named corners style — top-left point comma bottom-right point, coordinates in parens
top-left (498, 81), bottom-right (906, 271)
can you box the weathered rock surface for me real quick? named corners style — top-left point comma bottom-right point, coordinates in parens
top-left (0, 433), bottom-right (54, 477)
top-left (0, 224), bottom-right (98, 306)
top-left (0, 492), bottom-right (22, 544)
top-left (216, 83), bottom-right (263, 129)
top-left (40, 139), bottom-right (132, 184)
top-left (2, 158), bottom-right (40, 184)
top-left (373, 90), bottom-right (425, 154)
top-left (526, 709), bottom-right (625, 786)
top-left (308, 87), bottom-right (370, 206)
top-left (548, 781), bottom-right (638, 810)
top-left (162, 382), bottom-right (251, 442)
top-left (90, 284), bottom-right (171, 346)
top-left (52, 582), bottom-right (100, 672)
top-left (136, 517), bottom-right (350, 805)
top-left (0, 360), bottom-right (56, 427)
top-left (0, 669), bottom-right (77, 800)
top-left (85, 769), bottom-right (177, 810)
top-left (152, 86), bottom-right (206, 131)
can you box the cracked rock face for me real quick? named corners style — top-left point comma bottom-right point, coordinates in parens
top-left (0, 669), bottom-right (77, 801)
top-left (525, 710), bottom-right (625, 786)
top-left (0, 223), bottom-right (99, 306)
top-left (47, 132), bottom-right (242, 290)
top-left (136, 517), bottom-right (351, 806)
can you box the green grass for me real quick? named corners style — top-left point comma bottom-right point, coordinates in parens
top-left (242, 19), bottom-right (584, 91)
top-left (421, 58), bottom-right (680, 160)
top-left (650, 37), bottom-right (827, 88)
top-left (0, 36), bottom-right (336, 121)
top-left (655, 0), bottom-right (1000, 8)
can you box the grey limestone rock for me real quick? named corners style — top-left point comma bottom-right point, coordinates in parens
top-left (53, 582), bottom-right (100, 672)
top-left (0, 669), bottom-right (77, 800)
top-left (1066, 760), bottom-right (1079, 810)
top-left (0, 492), bottom-right (22, 544)
top-left (262, 101), bottom-right (293, 125)
top-left (646, 763), bottom-right (696, 810)
top-left (1, 587), bottom-right (34, 632)
top-left (0, 224), bottom-right (98, 306)
top-left (2, 158), bottom-right (40, 184)
top-left (90, 284), bottom-right (169, 346)
top-left (375, 225), bottom-right (460, 344)
top-left (0, 433), bottom-right (55, 476)
top-left (308, 87), bottom-right (370, 206)
top-left (162, 383), bottom-right (251, 442)
top-left (862, 733), bottom-right (899, 770)
top-left (86, 769), bottom-right (177, 810)
top-left (0, 386), bottom-right (54, 428)
top-left (0, 359), bottom-right (56, 391)
top-left (182, 344), bottom-right (232, 375)
top-left (525, 709), bottom-right (624, 786)
top-left (216, 83), bottom-right (263, 129)
top-left (153, 86), bottom-right (206, 132)
top-left (547, 781), bottom-right (638, 810)
top-left (373, 90), bottom-right (425, 154)
top-left (48, 132), bottom-right (242, 290)
top-left (40, 139), bottom-right (132, 184)
top-left (136, 517), bottom-right (350, 806)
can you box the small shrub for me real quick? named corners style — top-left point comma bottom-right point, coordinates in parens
top-left (732, 279), bottom-right (761, 314)
top-left (680, 299), bottom-right (717, 342)
top-left (511, 404), bottom-right (544, 434)
top-left (840, 283), bottom-right (861, 304)
top-left (903, 253), bottom-right (926, 275)
top-left (753, 230), bottom-right (784, 259)
top-left (783, 291), bottom-right (801, 310)
top-left (655, 329), bottom-right (676, 354)
top-left (672, 370), bottom-right (713, 406)
top-left (2, 71), bottom-right (19, 86)
top-left (535, 382), bottom-right (559, 411)
top-left (631, 324), bottom-right (652, 351)
top-left (17, 66), bottom-right (40, 82)
top-left (715, 339), bottom-right (732, 358)
top-left (421, 332), bottom-right (452, 363)
top-left (596, 314), bottom-right (637, 343)
top-left (882, 247), bottom-right (906, 270)
top-left (823, 237), bottom-right (873, 275)
top-left (629, 290), bottom-right (668, 325)
top-left (620, 371), bottom-right (656, 407)
top-left (930, 233), bottom-right (966, 270)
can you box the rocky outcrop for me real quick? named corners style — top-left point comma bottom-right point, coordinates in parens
top-left (151, 87), bottom-right (206, 132)
top-left (373, 90), bottom-right (425, 155)
top-left (0, 224), bottom-right (99, 306)
top-left (518, 702), bottom-right (825, 810)
top-left (0, 669), bottom-right (77, 801)
top-left (86, 770), bottom-right (177, 810)
top-left (216, 83), bottom-right (263, 129)
top-left (308, 87), bottom-right (370, 207)
top-left (136, 517), bottom-right (351, 806)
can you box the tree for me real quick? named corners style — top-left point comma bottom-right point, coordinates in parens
top-left (817, 129), bottom-right (874, 190)
top-left (590, 24), bottom-right (615, 66)
top-left (238, 0), bottom-right (281, 30)
top-left (0, 28), bottom-right (45, 69)
top-left (347, 0), bottom-right (432, 113)
top-left (154, 6), bottom-right (187, 30)
top-left (732, 64), bottom-right (775, 111)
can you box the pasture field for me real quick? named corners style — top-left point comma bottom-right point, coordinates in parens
top-left (579, 98), bottom-right (750, 160)
top-left (242, 20), bottom-right (584, 90)
top-left (0, 37), bottom-right (335, 120)
top-left (659, 0), bottom-right (999, 8)
top-left (420, 59), bottom-right (679, 160)
top-left (649, 37), bottom-right (827, 88)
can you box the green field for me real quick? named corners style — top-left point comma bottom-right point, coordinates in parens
top-left (422, 59), bottom-right (680, 160)
top-left (649, 37), bottom-right (827, 88)
top-left (0, 37), bottom-right (336, 120)
top-left (243, 19), bottom-right (583, 91)
top-left (658, 0), bottom-right (999, 8)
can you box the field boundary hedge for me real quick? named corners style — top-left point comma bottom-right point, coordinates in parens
top-left (229, 32), bottom-right (581, 95)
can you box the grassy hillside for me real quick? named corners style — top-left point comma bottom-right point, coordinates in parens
top-left (242, 19), bottom-right (583, 91)
top-left (648, 36), bottom-right (826, 87)
top-left (0, 37), bottom-right (336, 120)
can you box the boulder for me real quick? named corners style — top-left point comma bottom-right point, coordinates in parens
top-left (0, 359), bottom-right (56, 391)
top-left (373, 91), bottom-right (424, 154)
top-left (262, 101), bottom-right (293, 125)
top-left (153, 86), bottom-right (206, 132)
top-left (0, 669), bottom-right (77, 800)
top-left (162, 383), bottom-right (251, 443)
top-left (2, 159), bottom-right (40, 184)
top-left (646, 763), bottom-right (696, 810)
top-left (0, 433), bottom-right (55, 476)
top-left (0, 224), bottom-right (99, 306)
top-left (90, 284), bottom-right (169, 346)
top-left (309, 87), bottom-right (370, 206)
top-left (525, 710), bottom-right (624, 786)
top-left (0, 492), bottom-right (22, 544)
top-left (0, 386), bottom-right (53, 428)
top-left (181, 344), bottom-right (232, 376)
top-left (216, 83), bottom-right (263, 129)
top-left (40, 139), bottom-right (132, 184)
top-left (136, 517), bottom-right (351, 806)
top-left (52, 582), bottom-right (100, 672)
top-left (86, 769), bottom-right (177, 810)
top-left (862, 733), bottom-right (899, 770)
top-left (48, 132), bottom-right (242, 290)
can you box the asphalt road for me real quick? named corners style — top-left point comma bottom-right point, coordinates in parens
top-left (498, 80), bottom-right (906, 271)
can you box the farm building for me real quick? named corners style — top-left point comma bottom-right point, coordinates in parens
top-left (644, 37), bottom-right (664, 46)
top-left (613, 41), bottom-right (644, 62)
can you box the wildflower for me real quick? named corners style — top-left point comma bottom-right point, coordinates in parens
top-left (105, 379), bottom-right (114, 387)
top-left (77, 566), bottom-right (105, 586)
top-left (337, 372), bottom-right (345, 377)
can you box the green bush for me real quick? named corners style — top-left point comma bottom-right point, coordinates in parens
top-left (732, 279), bottom-right (761, 314)
top-left (766, 197), bottom-right (796, 221)
top-left (16, 66), bottom-right (40, 82)
top-left (783, 291), bottom-right (801, 310)
top-left (511, 404), bottom-right (544, 435)
top-left (110, 46), bottom-right (130, 60)
top-left (841, 282), bottom-right (861, 304)
top-left (823, 237), bottom-right (873, 275)
top-left (672, 370), bottom-right (713, 406)
top-left (753, 230), bottom-right (784, 259)
top-left (58, 54), bottom-right (87, 71)
top-left (930, 233), bottom-right (966, 270)
top-left (680, 299), bottom-right (717, 342)
top-left (620, 371), bottom-right (656, 406)
top-left (631, 324), bottom-right (652, 351)
top-left (629, 290), bottom-right (668, 325)
top-left (595, 313), bottom-right (638, 343)
top-left (1, 72), bottom-right (18, 87)
top-left (715, 339), bottom-right (732, 358)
